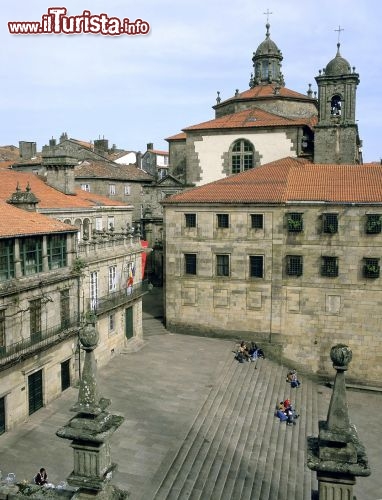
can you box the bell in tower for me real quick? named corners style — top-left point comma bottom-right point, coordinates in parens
top-left (314, 36), bottom-right (361, 164)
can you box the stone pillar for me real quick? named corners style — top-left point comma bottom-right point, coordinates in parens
top-left (56, 322), bottom-right (127, 498)
top-left (307, 344), bottom-right (371, 500)
top-left (14, 238), bottom-right (21, 278)
top-left (42, 235), bottom-right (49, 272)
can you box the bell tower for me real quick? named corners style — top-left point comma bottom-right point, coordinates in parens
top-left (314, 38), bottom-right (361, 164)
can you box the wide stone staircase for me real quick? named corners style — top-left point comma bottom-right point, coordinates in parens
top-left (142, 348), bottom-right (320, 500)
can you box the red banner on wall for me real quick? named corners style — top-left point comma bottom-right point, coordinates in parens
top-left (140, 240), bottom-right (148, 279)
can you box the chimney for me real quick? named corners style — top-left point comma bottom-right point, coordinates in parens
top-left (147, 142), bottom-right (154, 151)
top-left (94, 138), bottom-right (109, 155)
top-left (7, 182), bottom-right (40, 211)
top-left (42, 155), bottom-right (77, 195)
top-left (19, 141), bottom-right (37, 160)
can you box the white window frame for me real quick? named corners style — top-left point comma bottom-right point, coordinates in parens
top-left (109, 265), bottom-right (117, 292)
top-left (95, 217), bottom-right (103, 231)
top-left (124, 185), bottom-right (131, 196)
top-left (107, 216), bottom-right (115, 230)
top-left (81, 183), bottom-right (90, 192)
top-left (109, 184), bottom-right (116, 196)
top-left (90, 271), bottom-right (98, 310)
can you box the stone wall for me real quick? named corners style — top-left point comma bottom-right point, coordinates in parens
top-left (164, 204), bottom-right (382, 386)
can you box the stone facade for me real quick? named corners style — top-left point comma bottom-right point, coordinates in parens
top-left (163, 203), bottom-right (382, 386)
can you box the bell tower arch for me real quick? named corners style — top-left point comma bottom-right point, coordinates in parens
top-left (314, 41), bottom-right (361, 164)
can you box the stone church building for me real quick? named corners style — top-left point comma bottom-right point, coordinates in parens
top-left (162, 25), bottom-right (381, 386)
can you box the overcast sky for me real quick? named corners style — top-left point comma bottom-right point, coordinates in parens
top-left (1, 0), bottom-right (381, 162)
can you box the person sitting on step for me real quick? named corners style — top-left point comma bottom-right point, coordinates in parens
top-left (286, 369), bottom-right (301, 388)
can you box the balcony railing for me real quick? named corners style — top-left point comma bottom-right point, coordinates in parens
top-left (0, 316), bottom-right (79, 367)
top-left (88, 280), bottom-right (150, 316)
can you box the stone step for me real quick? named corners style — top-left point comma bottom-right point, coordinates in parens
top-left (215, 358), bottom-right (277, 500)
top-left (146, 345), bottom-right (318, 500)
top-left (149, 348), bottom-right (238, 499)
top-left (187, 359), bottom-right (261, 500)
top-left (170, 358), bottom-right (253, 499)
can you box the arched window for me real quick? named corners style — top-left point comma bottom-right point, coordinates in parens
top-left (331, 95), bottom-right (342, 116)
top-left (231, 140), bottom-right (254, 174)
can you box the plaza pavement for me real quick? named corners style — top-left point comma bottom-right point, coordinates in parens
top-left (0, 287), bottom-right (381, 499)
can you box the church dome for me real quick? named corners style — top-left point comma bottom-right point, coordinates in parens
top-left (325, 44), bottom-right (351, 76)
top-left (255, 23), bottom-right (282, 59)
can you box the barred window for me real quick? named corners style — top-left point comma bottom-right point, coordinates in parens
top-left (184, 254), bottom-right (197, 275)
top-left (249, 255), bottom-right (264, 278)
top-left (286, 255), bottom-right (303, 276)
top-left (363, 258), bottom-right (380, 278)
top-left (30, 298), bottom-right (42, 342)
top-left (216, 254), bottom-right (230, 277)
top-left (185, 213), bottom-right (197, 228)
top-left (217, 214), bottom-right (229, 228)
top-left (251, 214), bottom-right (264, 229)
top-left (366, 215), bottom-right (382, 234)
top-left (321, 256), bottom-right (338, 277)
top-left (287, 213), bottom-right (303, 232)
top-left (109, 313), bottom-right (115, 332)
top-left (323, 213), bottom-right (338, 234)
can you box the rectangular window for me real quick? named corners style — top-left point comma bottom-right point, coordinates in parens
top-left (184, 254), bottom-right (197, 275)
top-left (0, 239), bottom-right (14, 281)
top-left (185, 213), bottom-right (197, 228)
top-left (109, 265), bottom-right (117, 291)
top-left (30, 298), bottom-right (42, 342)
top-left (287, 213), bottom-right (303, 232)
top-left (216, 254), bottom-right (230, 277)
top-left (90, 271), bottom-right (98, 310)
top-left (60, 289), bottom-right (70, 329)
top-left (109, 313), bottom-right (115, 332)
top-left (20, 237), bottom-right (43, 276)
top-left (0, 309), bottom-right (5, 351)
top-left (251, 214), bottom-right (264, 229)
top-left (286, 255), bottom-right (303, 276)
top-left (366, 214), bottom-right (382, 234)
top-left (363, 258), bottom-right (380, 278)
top-left (321, 256), bottom-right (338, 277)
top-left (217, 214), bottom-right (229, 228)
top-left (124, 185), bottom-right (131, 196)
top-left (249, 255), bottom-right (264, 278)
top-left (80, 184), bottom-right (90, 192)
top-left (107, 217), bottom-right (115, 230)
top-left (0, 396), bottom-right (5, 435)
top-left (47, 234), bottom-right (67, 270)
top-left (109, 184), bottom-right (116, 196)
top-left (95, 217), bottom-right (103, 231)
top-left (323, 213), bottom-right (338, 234)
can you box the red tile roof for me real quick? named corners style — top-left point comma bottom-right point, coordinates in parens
top-left (147, 149), bottom-right (169, 156)
top-left (0, 170), bottom-right (129, 209)
top-left (183, 108), bottom-right (317, 132)
top-left (165, 132), bottom-right (187, 141)
top-left (162, 157), bottom-right (382, 205)
top-left (0, 201), bottom-right (77, 238)
top-left (218, 84), bottom-right (314, 104)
